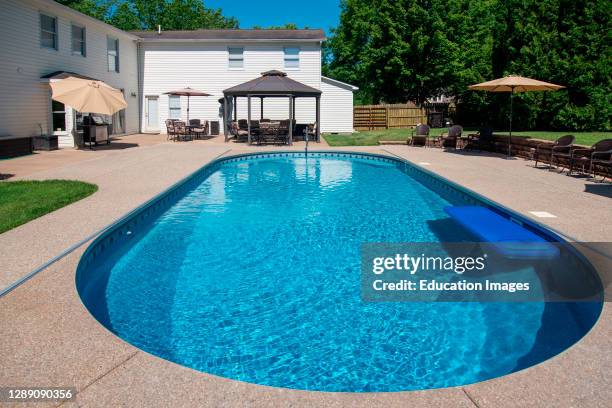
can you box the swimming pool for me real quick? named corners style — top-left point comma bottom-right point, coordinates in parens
top-left (77, 152), bottom-right (602, 392)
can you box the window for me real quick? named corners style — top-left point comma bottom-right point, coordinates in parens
top-left (71, 25), bottom-right (86, 56)
top-left (40, 14), bottom-right (57, 49)
top-left (107, 37), bottom-right (119, 72)
top-left (284, 47), bottom-right (300, 68)
top-left (168, 95), bottom-right (181, 119)
top-left (228, 47), bottom-right (244, 68)
top-left (52, 100), bottom-right (66, 132)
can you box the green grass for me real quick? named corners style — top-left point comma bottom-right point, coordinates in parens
top-left (0, 180), bottom-right (98, 234)
top-left (323, 129), bottom-right (611, 147)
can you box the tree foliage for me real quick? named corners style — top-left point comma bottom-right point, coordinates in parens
top-left (325, 0), bottom-right (611, 130)
top-left (58, 0), bottom-right (238, 31)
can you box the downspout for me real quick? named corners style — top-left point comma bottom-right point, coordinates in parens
top-left (137, 41), bottom-right (144, 133)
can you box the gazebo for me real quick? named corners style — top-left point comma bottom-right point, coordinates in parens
top-left (222, 70), bottom-right (321, 144)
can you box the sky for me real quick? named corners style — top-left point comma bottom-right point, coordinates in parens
top-left (206, 0), bottom-right (341, 34)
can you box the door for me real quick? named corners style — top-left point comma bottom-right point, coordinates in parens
top-left (146, 96), bottom-right (159, 131)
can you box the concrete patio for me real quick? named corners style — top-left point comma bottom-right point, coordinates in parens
top-left (0, 133), bottom-right (610, 407)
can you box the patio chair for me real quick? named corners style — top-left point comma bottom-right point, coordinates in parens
top-left (569, 139), bottom-right (612, 180)
top-left (238, 119), bottom-right (248, 130)
top-left (276, 120), bottom-right (290, 145)
top-left (230, 121), bottom-right (249, 142)
top-left (304, 122), bottom-right (317, 141)
top-left (165, 119), bottom-right (177, 141)
top-left (438, 125), bottom-right (463, 149)
top-left (410, 124), bottom-right (430, 147)
top-left (465, 127), bottom-right (494, 151)
top-left (173, 121), bottom-right (190, 141)
top-left (533, 135), bottom-right (574, 169)
top-left (189, 119), bottom-right (207, 139)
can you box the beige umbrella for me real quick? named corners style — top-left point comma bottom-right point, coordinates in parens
top-left (50, 76), bottom-right (127, 115)
top-left (469, 75), bottom-right (564, 156)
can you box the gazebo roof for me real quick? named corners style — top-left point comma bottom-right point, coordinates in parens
top-left (223, 70), bottom-right (321, 97)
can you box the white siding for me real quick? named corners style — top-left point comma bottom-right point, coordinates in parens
top-left (140, 42), bottom-right (321, 133)
top-left (320, 77), bottom-right (355, 133)
top-left (0, 0), bottom-right (139, 143)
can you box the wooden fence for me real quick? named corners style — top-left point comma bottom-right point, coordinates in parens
top-left (354, 103), bottom-right (427, 131)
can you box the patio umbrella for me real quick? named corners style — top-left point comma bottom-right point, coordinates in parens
top-left (164, 87), bottom-right (211, 122)
top-left (50, 76), bottom-right (127, 115)
top-left (468, 75), bottom-right (564, 156)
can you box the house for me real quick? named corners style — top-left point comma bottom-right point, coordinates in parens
top-left (0, 0), bottom-right (357, 150)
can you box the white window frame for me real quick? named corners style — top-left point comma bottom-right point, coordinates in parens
top-left (284, 47), bottom-right (300, 69)
top-left (40, 13), bottom-right (58, 50)
top-left (228, 47), bottom-right (244, 69)
top-left (71, 24), bottom-right (86, 56)
top-left (107, 37), bottom-right (120, 72)
top-left (168, 95), bottom-right (181, 119)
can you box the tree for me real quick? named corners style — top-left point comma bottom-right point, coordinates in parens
top-left (325, 0), bottom-right (460, 105)
top-left (60, 0), bottom-right (238, 31)
top-left (251, 23), bottom-right (302, 30)
top-left (325, 0), bottom-right (611, 130)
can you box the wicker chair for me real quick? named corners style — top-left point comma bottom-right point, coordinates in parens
top-left (533, 135), bottom-right (574, 169)
top-left (189, 119), bottom-right (208, 139)
top-left (438, 125), bottom-right (463, 148)
top-left (411, 124), bottom-right (430, 147)
top-left (173, 121), bottom-right (189, 141)
top-left (165, 119), bottom-right (177, 141)
top-left (465, 127), bottom-right (494, 151)
top-left (230, 121), bottom-right (249, 142)
top-left (569, 139), bottom-right (612, 180)
top-left (276, 120), bottom-right (290, 145)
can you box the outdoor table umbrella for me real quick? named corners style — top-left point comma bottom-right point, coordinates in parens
top-left (468, 75), bottom-right (564, 156)
top-left (164, 87), bottom-right (211, 122)
top-left (50, 76), bottom-right (127, 115)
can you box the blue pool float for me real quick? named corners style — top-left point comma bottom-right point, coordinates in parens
top-left (444, 206), bottom-right (560, 259)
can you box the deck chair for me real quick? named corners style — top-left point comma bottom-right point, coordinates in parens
top-left (533, 135), bottom-right (574, 169)
top-left (230, 121), bottom-right (249, 142)
top-left (465, 127), bottom-right (494, 151)
top-left (569, 138), bottom-right (612, 180)
top-left (411, 124), bottom-right (430, 146)
top-left (439, 125), bottom-right (463, 148)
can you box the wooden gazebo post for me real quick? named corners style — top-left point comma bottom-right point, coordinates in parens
top-left (223, 96), bottom-right (229, 142)
top-left (288, 96), bottom-right (293, 145)
top-left (233, 96), bottom-right (237, 122)
top-left (260, 97), bottom-right (264, 119)
top-left (247, 95), bottom-right (252, 144)
top-left (316, 96), bottom-right (321, 142)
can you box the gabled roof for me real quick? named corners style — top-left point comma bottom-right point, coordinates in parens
top-left (321, 76), bottom-right (359, 91)
top-left (132, 29), bottom-right (326, 42)
top-left (224, 70), bottom-right (321, 97)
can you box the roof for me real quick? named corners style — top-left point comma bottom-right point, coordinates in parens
top-left (38, 0), bottom-right (139, 40)
top-left (224, 70), bottom-right (321, 97)
top-left (321, 76), bottom-right (359, 91)
top-left (131, 29), bottom-right (326, 42)
top-left (40, 71), bottom-right (100, 82)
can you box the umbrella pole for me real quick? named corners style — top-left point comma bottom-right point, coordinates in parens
top-left (508, 87), bottom-right (514, 157)
top-left (187, 96), bottom-right (190, 122)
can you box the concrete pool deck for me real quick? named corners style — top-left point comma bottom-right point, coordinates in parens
top-left (0, 134), bottom-right (610, 407)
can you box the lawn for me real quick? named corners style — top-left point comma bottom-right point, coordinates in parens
top-left (324, 129), bottom-right (611, 146)
top-left (0, 180), bottom-right (98, 234)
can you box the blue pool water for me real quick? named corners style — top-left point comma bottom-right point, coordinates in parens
top-left (78, 153), bottom-right (601, 392)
